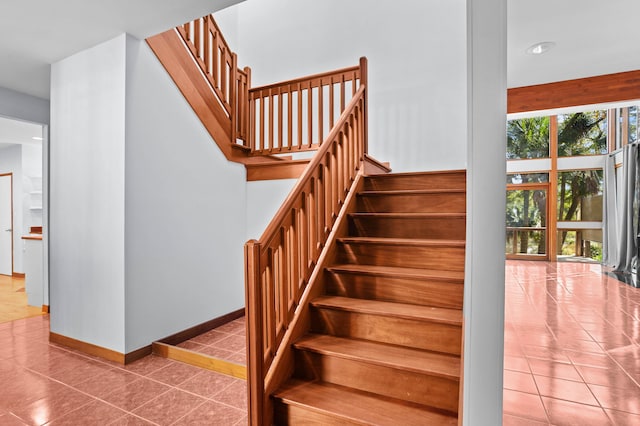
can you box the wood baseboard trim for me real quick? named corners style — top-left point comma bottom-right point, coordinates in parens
top-left (159, 308), bottom-right (245, 346)
top-left (12, 272), bottom-right (25, 278)
top-left (125, 345), bottom-right (153, 365)
top-left (49, 332), bottom-right (152, 365)
top-left (50, 332), bottom-right (125, 364)
top-left (153, 342), bottom-right (246, 379)
top-left (41, 305), bottom-right (49, 313)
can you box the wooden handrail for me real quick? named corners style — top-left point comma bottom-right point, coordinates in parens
top-left (244, 67), bottom-right (367, 424)
top-left (248, 63), bottom-right (363, 155)
top-left (176, 15), bottom-right (250, 146)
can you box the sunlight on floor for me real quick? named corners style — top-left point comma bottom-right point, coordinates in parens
top-left (0, 274), bottom-right (43, 324)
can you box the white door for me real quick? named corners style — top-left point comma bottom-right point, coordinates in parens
top-left (0, 174), bottom-right (12, 275)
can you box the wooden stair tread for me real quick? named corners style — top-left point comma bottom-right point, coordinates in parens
top-left (244, 158), bottom-right (311, 167)
top-left (349, 212), bottom-right (466, 218)
top-left (364, 169), bottom-right (466, 178)
top-left (311, 296), bottom-right (462, 326)
top-left (274, 380), bottom-right (457, 426)
top-left (358, 189), bottom-right (465, 196)
top-left (295, 334), bottom-right (460, 379)
top-left (338, 236), bottom-right (465, 247)
top-left (327, 264), bottom-right (464, 282)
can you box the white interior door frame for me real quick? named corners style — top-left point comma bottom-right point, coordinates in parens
top-left (0, 173), bottom-right (13, 276)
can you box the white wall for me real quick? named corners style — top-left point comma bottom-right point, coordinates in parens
top-left (246, 179), bottom-right (296, 241)
top-left (124, 35), bottom-right (248, 352)
top-left (215, 0), bottom-right (467, 173)
top-left (0, 86), bottom-right (49, 126)
top-left (0, 145), bottom-right (23, 272)
top-left (464, 0), bottom-right (506, 424)
top-left (50, 35), bottom-right (127, 352)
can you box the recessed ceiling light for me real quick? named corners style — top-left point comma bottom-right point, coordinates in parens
top-left (525, 41), bottom-right (556, 55)
top-left (32, 136), bottom-right (43, 140)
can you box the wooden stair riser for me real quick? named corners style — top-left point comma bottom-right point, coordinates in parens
top-left (273, 380), bottom-right (458, 426)
top-left (356, 192), bottom-right (466, 213)
top-left (310, 308), bottom-right (462, 355)
top-left (325, 271), bottom-right (463, 309)
top-left (274, 403), bottom-right (365, 426)
top-left (336, 241), bottom-right (465, 271)
top-left (348, 215), bottom-right (466, 240)
top-left (294, 350), bottom-right (459, 412)
top-left (363, 172), bottom-right (466, 191)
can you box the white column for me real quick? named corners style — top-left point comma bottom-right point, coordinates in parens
top-left (464, 0), bottom-right (507, 424)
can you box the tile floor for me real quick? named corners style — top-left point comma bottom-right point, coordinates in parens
top-left (0, 316), bottom-right (247, 425)
top-left (176, 318), bottom-right (246, 366)
top-left (3, 261), bottom-right (640, 424)
top-left (504, 260), bottom-right (640, 425)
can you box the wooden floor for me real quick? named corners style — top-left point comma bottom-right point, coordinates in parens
top-left (0, 274), bottom-right (43, 324)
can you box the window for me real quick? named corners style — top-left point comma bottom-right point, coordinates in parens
top-left (557, 111), bottom-right (607, 156)
top-left (506, 188), bottom-right (547, 256)
top-left (507, 117), bottom-right (550, 159)
top-left (507, 173), bottom-right (549, 185)
top-left (557, 170), bottom-right (603, 222)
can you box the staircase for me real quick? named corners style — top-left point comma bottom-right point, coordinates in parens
top-left (272, 170), bottom-right (466, 425)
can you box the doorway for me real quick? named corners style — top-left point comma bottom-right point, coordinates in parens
top-left (0, 173), bottom-right (12, 275)
top-left (0, 116), bottom-right (46, 321)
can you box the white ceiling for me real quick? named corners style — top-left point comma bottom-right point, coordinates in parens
top-left (0, 116), bottom-right (42, 151)
top-left (0, 0), bottom-right (638, 146)
top-left (1, 0), bottom-right (637, 99)
top-left (0, 0), bottom-right (242, 100)
top-left (508, 0), bottom-right (640, 88)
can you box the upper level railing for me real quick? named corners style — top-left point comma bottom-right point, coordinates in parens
top-left (177, 15), bottom-right (250, 145)
top-left (175, 14), bottom-right (365, 157)
top-left (248, 66), bottom-right (362, 155)
top-left (245, 67), bottom-right (367, 424)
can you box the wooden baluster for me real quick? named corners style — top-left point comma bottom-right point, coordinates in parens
top-left (288, 211), bottom-right (298, 305)
top-left (194, 18), bottom-right (201, 60)
top-left (318, 170), bottom-right (326, 251)
top-left (341, 75), bottom-right (346, 114)
top-left (299, 198), bottom-right (308, 280)
top-left (307, 83), bottom-right (313, 148)
top-left (221, 49), bottom-right (228, 104)
top-left (230, 53), bottom-right (238, 143)
top-left (203, 17), bottom-right (210, 77)
top-left (268, 89), bottom-right (274, 152)
top-left (259, 93), bottom-right (265, 152)
top-left (287, 85), bottom-right (293, 152)
top-left (249, 94), bottom-right (256, 152)
top-left (211, 31), bottom-right (219, 87)
top-left (324, 153), bottom-right (332, 236)
top-left (329, 79), bottom-right (335, 130)
top-left (278, 88), bottom-right (284, 150)
top-left (244, 240), bottom-right (264, 426)
top-left (318, 80), bottom-right (324, 145)
top-left (297, 83), bottom-right (303, 150)
top-left (244, 67), bottom-right (252, 149)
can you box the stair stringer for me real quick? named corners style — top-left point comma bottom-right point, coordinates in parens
top-left (259, 167), bottom-right (385, 424)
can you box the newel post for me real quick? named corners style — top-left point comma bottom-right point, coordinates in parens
top-left (359, 56), bottom-right (369, 154)
top-left (244, 240), bottom-right (264, 425)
